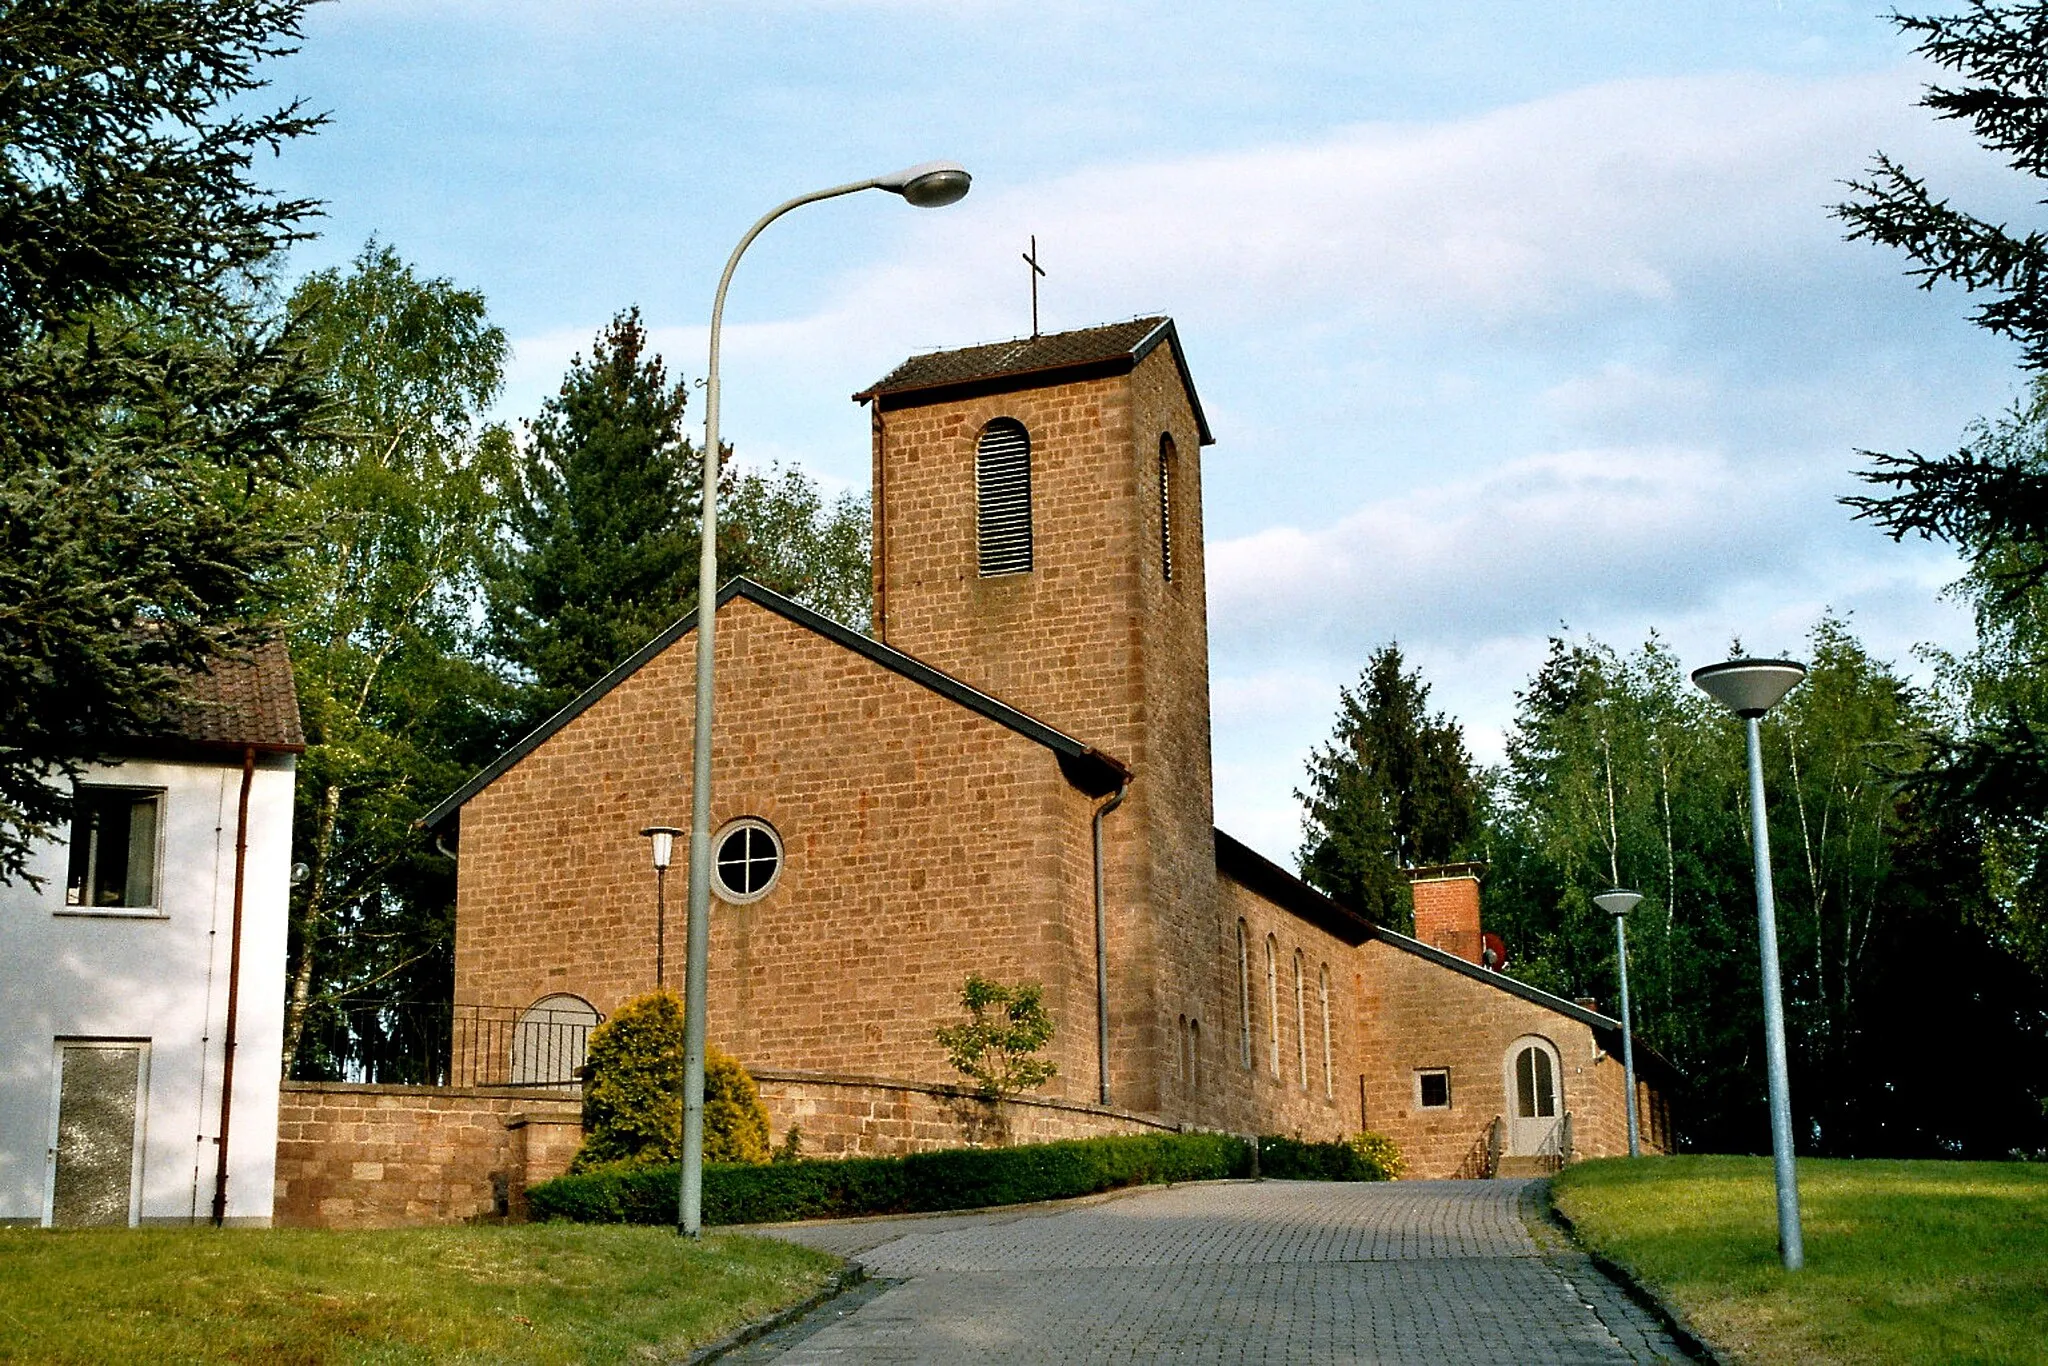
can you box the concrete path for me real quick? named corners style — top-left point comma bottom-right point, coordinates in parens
top-left (734, 1179), bottom-right (1695, 1364)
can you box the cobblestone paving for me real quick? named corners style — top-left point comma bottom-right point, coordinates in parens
top-left (738, 1179), bottom-right (1695, 1364)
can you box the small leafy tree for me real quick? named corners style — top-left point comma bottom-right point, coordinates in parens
top-left (936, 974), bottom-right (1058, 1098)
top-left (571, 990), bottom-right (771, 1171)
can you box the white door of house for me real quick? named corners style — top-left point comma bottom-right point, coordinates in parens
top-left (46, 1041), bottom-right (148, 1227)
top-left (1504, 1037), bottom-right (1563, 1156)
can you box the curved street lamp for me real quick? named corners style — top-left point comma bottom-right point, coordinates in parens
top-left (1693, 656), bottom-right (1807, 1270)
top-left (677, 161), bottom-right (972, 1238)
top-left (1592, 887), bottom-right (1644, 1158)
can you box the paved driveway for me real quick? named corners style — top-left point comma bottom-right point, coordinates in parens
top-left (737, 1179), bottom-right (1694, 1364)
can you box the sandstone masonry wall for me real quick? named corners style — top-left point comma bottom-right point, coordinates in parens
top-left (755, 1070), bottom-right (1178, 1157)
top-left (274, 1081), bottom-right (580, 1229)
top-left (1355, 940), bottom-right (1670, 1177)
top-left (454, 596), bottom-right (1104, 1104)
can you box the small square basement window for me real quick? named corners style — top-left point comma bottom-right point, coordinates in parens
top-left (1416, 1069), bottom-right (1451, 1110)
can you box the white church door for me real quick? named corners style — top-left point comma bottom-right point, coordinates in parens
top-left (1504, 1037), bottom-right (1564, 1157)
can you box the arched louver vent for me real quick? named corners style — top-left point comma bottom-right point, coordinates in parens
top-left (1158, 434), bottom-right (1176, 582)
top-left (976, 418), bottom-right (1033, 576)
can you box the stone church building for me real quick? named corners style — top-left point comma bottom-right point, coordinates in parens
top-left (424, 318), bottom-right (1671, 1178)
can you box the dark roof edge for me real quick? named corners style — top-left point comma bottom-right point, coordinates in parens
top-left (1130, 318), bottom-right (1215, 446)
top-left (1365, 923), bottom-right (1624, 1032)
top-left (421, 578), bottom-right (1129, 830)
top-left (102, 737), bottom-right (306, 762)
top-left (854, 318), bottom-right (1214, 446)
top-left (1211, 829), bottom-right (1681, 1074)
top-left (1213, 828), bottom-right (1373, 946)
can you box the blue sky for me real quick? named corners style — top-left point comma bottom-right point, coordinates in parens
top-left (266, 1), bottom-right (2024, 862)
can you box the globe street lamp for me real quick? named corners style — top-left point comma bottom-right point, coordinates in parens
top-left (677, 161), bottom-right (972, 1238)
top-left (640, 826), bottom-right (684, 988)
top-left (1593, 888), bottom-right (1644, 1158)
top-left (1693, 657), bottom-right (1807, 1270)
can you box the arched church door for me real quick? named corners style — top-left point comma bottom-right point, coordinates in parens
top-left (1504, 1037), bottom-right (1564, 1156)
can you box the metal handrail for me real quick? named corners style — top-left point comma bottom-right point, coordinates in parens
top-left (287, 999), bottom-right (601, 1089)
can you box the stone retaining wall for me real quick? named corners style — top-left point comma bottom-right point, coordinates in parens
top-left (754, 1070), bottom-right (1179, 1157)
top-left (277, 1072), bottom-right (1180, 1228)
top-left (274, 1080), bottom-right (581, 1229)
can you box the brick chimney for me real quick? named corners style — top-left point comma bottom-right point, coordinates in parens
top-left (1405, 862), bottom-right (1486, 964)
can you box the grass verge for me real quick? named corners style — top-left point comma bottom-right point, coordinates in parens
top-left (1551, 1155), bottom-right (2048, 1366)
top-left (0, 1223), bottom-right (838, 1365)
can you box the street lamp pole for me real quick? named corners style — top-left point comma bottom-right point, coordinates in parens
top-left (677, 161), bottom-right (972, 1238)
top-left (1593, 888), bottom-right (1643, 1158)
top-left (641, 826), bottom-right (682, 988)
top-left (1693, 657), bottom-right (1808, 1271)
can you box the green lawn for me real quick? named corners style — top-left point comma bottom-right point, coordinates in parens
top-left (1551, 1155), bottom-right (2048, 1366)
top-left (0, 1223), bottom-right (838, 1365)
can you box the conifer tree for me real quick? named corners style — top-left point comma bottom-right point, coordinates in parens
top-left (489, 309), bottom-right (701, 724)
top-left (0, 0), bottom-right (324, 884)
top-left (1837, 1), bottom-right (2048, 969)
top-left (1296, 645), bottom-right (1477, 928)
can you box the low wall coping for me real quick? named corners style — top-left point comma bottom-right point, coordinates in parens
top-left (282, 1079), bottom-right (580, 1102)
top-left (751, 1069), bottom-right (1177, 1131)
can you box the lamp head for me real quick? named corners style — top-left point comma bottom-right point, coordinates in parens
top-left (1593, 888), bottom-right (1643, 919)
top-left (1691, 658), bottom-right (1806, 718)
top-left (876, 160), bottom-right (972, 208)
top-left (640, 825), bottom-right (684, 871)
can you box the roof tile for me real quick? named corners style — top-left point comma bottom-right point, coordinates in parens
top-left (161, 638), bottom-right (305, 751)
top-left (856, 317), bottom-right (1171, 399)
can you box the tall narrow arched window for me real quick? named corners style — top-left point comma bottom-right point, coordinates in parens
top-left (976, 418), bottom-right (1032, 576)
top-left (1294, 950), bottom-right (1308, 1090)
top-left (1158, 433), bottom-right (1176, 582)
top-left (1319, 964), bottom-right (1333, 1099)
top-left (1236, 920), bottom-right (1253, 1069)
top-left (1265, 934), bottom-right (1281, 1077)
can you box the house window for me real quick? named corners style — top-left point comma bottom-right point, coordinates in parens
top-left (1417, 1068), bottom-right (1451, 1110)
top-left (712, 818), bottom-right (782, 903)
top-left (1265, 934), bottom-right (1281, 1077)
top-left (1236, 919), bottom-right (1253, 1069)
top-left (976, 418), bottom-right (1032, 576)
top-left (1158, 434), bottom-right (1175, 582)
top-left (65, 788), bottom-right (162, 911)
top-left (1515, 1043), bottom-right (1557, 1119)
top-left (1319, 963), bottom-right (1333, 1099)
top-left (1293, 949), bottom-right (1308, 1090)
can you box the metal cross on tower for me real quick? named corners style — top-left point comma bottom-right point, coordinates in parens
top-left (1022, 235), bottom-right (1045, 337)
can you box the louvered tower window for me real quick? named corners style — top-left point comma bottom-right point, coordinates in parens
top-left (1158, 434), bottom-right (1175, 582)
top-left (976, 418), bottom-right (1033, 576)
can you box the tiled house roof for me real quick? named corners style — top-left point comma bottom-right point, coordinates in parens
top-left (156, 638), bottom-right (306, 753)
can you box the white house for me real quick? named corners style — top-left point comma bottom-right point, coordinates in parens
top-left (0, 642), bottom-right (301, 1227)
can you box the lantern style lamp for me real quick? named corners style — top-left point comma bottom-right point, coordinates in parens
top-left (1693, 656), bottom-right (1807, 1270)
top-left (640, 826), bottom-right (684, 989)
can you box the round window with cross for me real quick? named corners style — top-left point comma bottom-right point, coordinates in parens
top-left (712, 818), bottom-right (782, 903)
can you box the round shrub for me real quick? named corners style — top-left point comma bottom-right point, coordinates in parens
top-left (570, 989), bottom-right (771, 1171)
top-left (1348, 1131), bottom-right (1405, 1180)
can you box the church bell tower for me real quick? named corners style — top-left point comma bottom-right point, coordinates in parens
top-left (855, 317), bottom-right (1214, 789)
top-left (855, 317), bottom-right (1219, 1113)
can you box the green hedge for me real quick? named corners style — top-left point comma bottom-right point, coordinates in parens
top-left (1256, 1134), bottom-right (1397, 1182)
top-left (528, 1131), bottom-right (1251, 1226)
